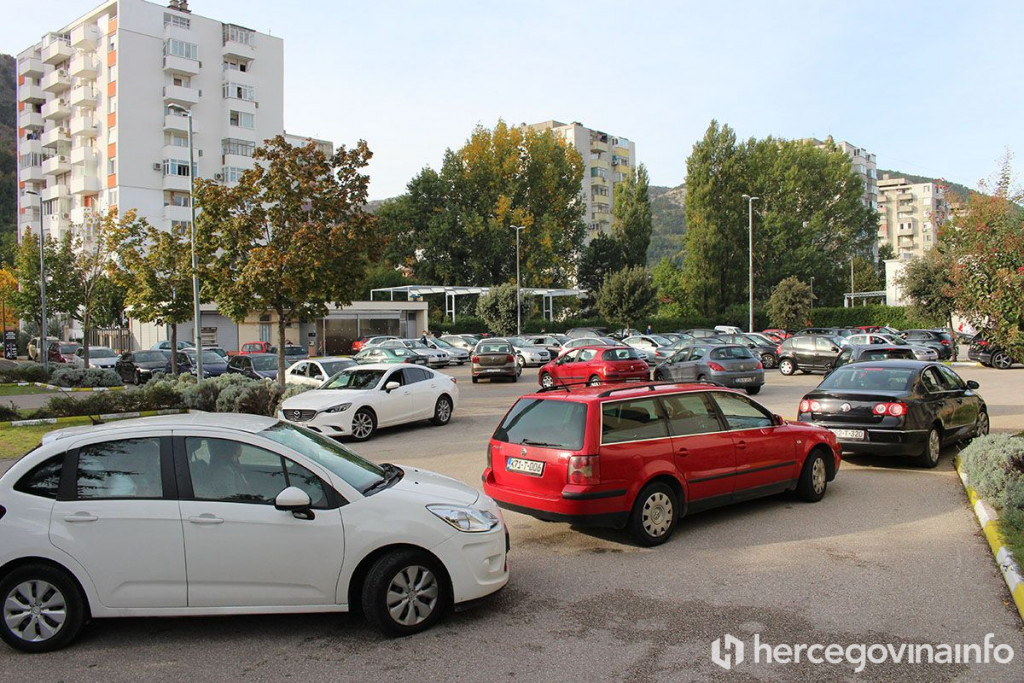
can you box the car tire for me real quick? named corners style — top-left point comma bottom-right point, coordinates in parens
top-left (515, 365), bottom-right (522, 378)
top-left (471, 375), bottom-right (479, 383)
top-left (133, 370), bottom-right (142, 385)
top-left (362, 549), bottom-right (449, 637)
top-left (430, 395), bottom-right (453, 426)
top-left (588, 375), bottom-right (602, 386)
top-left (540, 372), bottom-right (554, 388)
top-left (516, 354), bottom-right (525, 368)
top-left (761, 353), bottom-right (777, 369)
top-left (973, 410), bottom-right (990, 439)
top-left (778, 359), bottom-right (796, 376)
top-left (992, 351), bottom-right (1013, 370)
top-left (914, 426), bottom-right (942, 468)
top-left (796, 450), bottom-right (829, 502)
top-left (627, 482), bottom-right (678, 547)
top-left (696, 374), bottom-right (707, 383)
top-left (653, 370), bottom-right (668, 381)
top-left (745, 386), bottom-right (761, 395)
top-left (350, 408), bottom-right (377, 441)
top-left (0, 563), bottom-right (86, 653)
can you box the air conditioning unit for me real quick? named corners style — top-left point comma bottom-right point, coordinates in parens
top-left (213, 172), bottom-right (224, 181)
top-left (153, 162), bottom-right (162, 171)
top-left (61, 212), bottom-right (70, 219)
top-left (59, 155), bottom-right (67, 162)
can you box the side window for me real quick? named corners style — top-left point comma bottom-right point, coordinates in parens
top-left (403, 367), bottom-right (428, 384)
top-left (937, 366), bottom-right (965, 390)
top-left (660, 393), bottom-right (721, 436)
top-left (601, 398), bottom-right (668, 444)
top-left (710, 392), bottom-right (773, 431)
top-left (579, 348), bottom-right (597, 362)
top-left (920, 367), bottom-right (945, 393)
top-left (308, 363), bottom-right (325, 380)
top-left (14, 455), bottom-right (64, 499)
top-left (284, 459), bottom-right (329, 509)
top-left (384, 370), bottom-right (405, 387)
top-left (837, 350), bottom-right (852, 366)
top-left (562, 349), bottom-right (581, 363)
top-left (671, 348), bottom-right (691, 363)
top-left (815, 337), bottom-right (837, 352)
top-left (690, 347), bottom-right (706, 361)
top-left (186, 437), bottom-right (286, 504)
top-left (289, 361), bottom-right (306, 376)
top-left (794, 338), bottom-right (813, 351)
top-left (76, 438), bottom-right (163, 499)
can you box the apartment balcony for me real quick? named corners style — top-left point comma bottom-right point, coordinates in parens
top-left (42, 183), bottom-right (70, 202)
top-left (589, 174), bottom-right (608, 186)
top-left (613, 164), bottom-right (630, 174)
top-left (222, 39), bottom-right (256, 61)
top-left (163, 113), bottom-right (194, 133)
top-left (70, 175), bottom-right (101, 195)
top-left (20, 192), bottom-right (42, 211)
top-left (42, 69), bottom-right (71, 93)
top-left (41, 38), bottom-right (73, 65)
top-left (162, 174), bottom-right (192, 192)
top-left (18, 55), bottom-right (44, 78)
top-left (69, 53), bottom-right (99, 79)
top-left (162, 55), bottom-right (200, 75)
top-left (70, 113), bottom-right (98, 138)
top-left (613, 146), bottom-right (630, 157)
top-left (42, 154), bottom-right (70, 176)
top-left (19, 83), bottom-right (45, 103)
top-left (222, 153), bottom-right (253, 170)
top-left (41, 126), bottom-right (71, 147)
top-left (42, 98), bottom-right (71, 120)
top-left (163, 84), bottom-right (199, 106)
top-left (70, 146), bottom-right (98, 166)
top-left (18, 109), bottom-right (43, 129)
top-left (163, 204), bottom-right (192, 222)
top-left (20, 166), bottom-right (44, 183)
top-left (897, 192), bottom-right (913, 201)
top-left (589, 139), bottom-right (609, 153)
top-left (71, 23), bottom-right (100, 51)
top-left (70, 85), bottom-right (99, 108)
top-left (590, 157), bottom-right (610, 170)
top-left (20, 139), bottom-right (42, 157)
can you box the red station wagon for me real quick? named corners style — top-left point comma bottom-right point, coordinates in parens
top-left (538, 345), bottom-right (649, 388)
top-left (482, 382), bottom-right (841, 545)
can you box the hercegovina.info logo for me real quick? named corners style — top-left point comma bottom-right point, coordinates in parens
top-left (710, 633), bottom-right (1014, 673)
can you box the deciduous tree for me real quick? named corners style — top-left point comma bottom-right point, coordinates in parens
top-left (597, 267), bottom-right (656, 329)
top-left (613, 164), bottom-right (653, 268)
top-left (766, 276), bottom-right (812, 330)
top-left (475, 283), bottom-right (520, 336)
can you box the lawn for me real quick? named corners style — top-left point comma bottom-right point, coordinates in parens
top-left (0, 418), bottom-right (92, 459)
top-left (0, 384), bottom-right (53, 397)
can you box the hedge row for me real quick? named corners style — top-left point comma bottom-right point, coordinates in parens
top-left (0, 362), bottom-right (125, 388)
top-left (960, 434), bottom-right (1024, 530)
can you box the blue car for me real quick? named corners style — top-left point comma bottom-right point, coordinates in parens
top-left (185, 348), bottom-right (230, 377)
top-left (225, 352), bottom-right (278, 380)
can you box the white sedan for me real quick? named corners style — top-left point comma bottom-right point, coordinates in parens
top-left (279, 363), bottom-right (459, 441)
top-left (0, 413), bottom-right (507, 652)
top-left (284, 357), bottom-right (357, 387)
top-left (71, 346), bottom-right (119, 370)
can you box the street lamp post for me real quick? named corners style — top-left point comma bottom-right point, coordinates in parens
top-left (167, 104), bottom-right (202, 379)
top-left (810, 276), bottom-right (815, 310)
top-left (25, 190), bottom-right (48, 372)
top-left (742, 194), bottom-right (759, 333)
top-left (512, 225), bottom-right (527, 335)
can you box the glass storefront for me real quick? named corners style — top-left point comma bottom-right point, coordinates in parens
top-left (322, 313), bottom-right (404, 355)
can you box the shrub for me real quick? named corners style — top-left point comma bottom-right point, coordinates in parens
top-left (46, 392), bottom-right (122, 418)
top-left (281, 383), bottom-right (313, 401)
top-left (215, 379), bottom-right (282, 416)
top-left (0, 362), bottom-right (50, 384)
top-left (960, 434), bottom-right (1024, 528)
top-left (50, 367), bottom-right (123, 388)
top-left (0, 402), bottom-right (20, 421)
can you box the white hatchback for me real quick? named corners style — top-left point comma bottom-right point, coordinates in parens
top-left (279, 363), bottom-right (459, 441)
top-left (0, 414), bottom-right (508, 653)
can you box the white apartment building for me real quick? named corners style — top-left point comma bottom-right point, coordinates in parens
top-left (529, 120), bottom-right (637, 239)
top-left (876, 174), bottom-right (948, 261)
top-left (16, 0), bottom-right (284, 244)
top-left (804, 137), bottom-right (878, 211)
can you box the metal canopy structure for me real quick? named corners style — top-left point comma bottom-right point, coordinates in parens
top-left (843, 290), bottom-right (887, 307)
top-left (369, 285), bottom-right (586, 323)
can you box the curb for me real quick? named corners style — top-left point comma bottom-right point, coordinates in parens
top-left (1, 382), bottom-right (126, 393)
top-left (0, 408), bottom-right (186, 430)
top-left (955, 456), bottom-right (1024, 622)
top-left (947, 361), bottom-right (981, 368)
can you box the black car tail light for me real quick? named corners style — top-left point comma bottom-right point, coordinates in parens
top-left (873, 402), bottom-right (907, 417)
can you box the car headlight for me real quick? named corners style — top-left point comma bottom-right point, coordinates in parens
top-left (427, 504), bottom-right (499, 533)
top-left (325, 402), bottom-right (351, 413)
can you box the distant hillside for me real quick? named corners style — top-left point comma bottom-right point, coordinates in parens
top-left (647, 183), bottom-right (685, 265)
top-left (877, 169), bottom-right (974, 203)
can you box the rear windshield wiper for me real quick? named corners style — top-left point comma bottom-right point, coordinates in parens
top-left (520, 438), bottom-right (564, 448)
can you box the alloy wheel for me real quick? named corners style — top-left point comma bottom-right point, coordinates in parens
top-left (351, 411), bottom-right (375, 439)
top-left (386, 565), bottom-right (439, 627)
top-left (993, 352), bottom-right (1013, 369)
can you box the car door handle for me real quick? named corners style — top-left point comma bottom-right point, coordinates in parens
top-left (188, 514), bottom-right (224, 525)
top-left (735, 440), bottom-right (747, 450)
top-left (63, 513), bottom-right (98, 523)
top-left (675, 447), bottom-right (689, 457)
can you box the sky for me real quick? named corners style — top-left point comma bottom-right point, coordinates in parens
top-left (5, 0), bottom-right (1024, 200)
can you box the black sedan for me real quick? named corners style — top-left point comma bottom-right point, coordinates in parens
top-left (114, 350), bottom-right (174, 384)
top-left (968, 333), bottom-right (1020, 369)
top-left (797, 360), bottom-right (988, 468)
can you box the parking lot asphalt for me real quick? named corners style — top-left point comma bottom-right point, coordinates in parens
top-left (1, 361), bottom-right (1022, 681)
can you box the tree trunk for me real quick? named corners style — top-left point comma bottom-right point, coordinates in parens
top-left (170, 323), bottom-right (178, 374)
top-left (277, 310), bottom-right (287, 388)
top-left (82, 307), bottom-right (91, 367)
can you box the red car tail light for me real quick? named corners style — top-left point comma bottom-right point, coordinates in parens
top-left (940, 339), bottom-right (950, 345)
top-left (567, 455), bottom-right (600, 485)
top-left (471, 356), bottom-right (480, 363)
top-left (799, 399), bottom-right (810, 413)
top-left (873, 402), bottom-right (907, 416)
top-left (506, 355), bottom-right (515, 364)
top-left (756, 361), bottom-right (763, 369)
top-left (707, 362), bottom-right (725, 372)
top-left (810, 400), bottom-right (822, 412)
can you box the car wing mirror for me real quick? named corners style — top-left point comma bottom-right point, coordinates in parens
top-left (275, 486), bottom-right (314, 520)
top-left (772, 414), bottom-right (785, 426)
top-left (966, 380), bottom-right (980, 390)
top-left (384, 380), bottom-right (401, 392)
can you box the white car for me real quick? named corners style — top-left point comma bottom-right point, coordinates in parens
top-left (71, 346), bottom-right (118, 370)
top-left (0, 413), bottom-right (507, 653)
top-left (279, 363), bottom-right (459, 441)
top-left (621, 335), bottom-right (677, 362)
top-left (284, 357), bottom-right (357, 387)
top-left (505, 337), bottom-right (551, 368)
top-left (380, 339), bottom-right (450, 367)
top-left (423, 337), bottom-right (469, 365)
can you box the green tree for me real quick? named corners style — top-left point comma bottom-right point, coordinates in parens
top-left (109, 214), bottom-right (195, 373)
top-left (767, 276), bottom-right (812, 329)
top-left (12, 230), bottom-right (42, 330)
top-left (196, 136), bottom-right (380, 384)
top-left (475, 283), bottom-right (520, 336)
top-left (651, 257), bottom-right (690, 317)
top-left (0, 267), bottom-right (16, 331)
top-left (896, 249), bottom-right (956, 328)
top-left (577, 233), bottom-right (624, 296)
top-left (612, 164), bottom-right (653, 268)
top-left (597, 266), bottom-right (656, 329)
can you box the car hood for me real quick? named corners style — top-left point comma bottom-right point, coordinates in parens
top-left (136, 359), bottom-right (171, 370)
top-left (282, 388), bottom-right (374, 410)
top-left (388, 466), bottom-right (479, 505)
top-left (88, 357), bottom-right (118, 367)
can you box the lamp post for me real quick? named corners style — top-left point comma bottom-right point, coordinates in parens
top-left (512, 225), bottom-right (527, 335)
top-left (741, 194), bottom-right (759, 333)
top-left (850, 257), bottom-right (855, 308)
top-left (166, 103), bottom-right (202, 379)
top-left (809, 276), bottom-right (815, 310)
top-left (25, 189), bottom-right (48, 372)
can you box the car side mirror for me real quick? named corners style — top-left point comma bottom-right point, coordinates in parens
top-left (384, 380), bottom-right (401, 392)
top-left (966, 380), bottom-right (980, 390)
top-left (275, 486), bottom-right (314, 520)
top-left (772, 414), bottom-right (784, 426)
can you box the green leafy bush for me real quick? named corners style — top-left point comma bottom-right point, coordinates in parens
top-left (0, 402), bottom-right (20, 421)
top-left (214, 379), bottom-right (283, 416)
top-left (46, 392), bottom-right (122, 418)
top-left (50, 367), bottom-right (123, 388)
top-left (807, 305), bottom-right (943, 330)
top-left (0, 362), bottom-right (50, 384)
top-left (960, 434), bottom-right (1024, 528)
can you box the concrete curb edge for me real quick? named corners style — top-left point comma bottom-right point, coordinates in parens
top-left (955, 456), bottom-right (1024, 623)
top-left (0, 408), bottom-right (187, 430)
top-left (2, 382), bottom-right (126, 393)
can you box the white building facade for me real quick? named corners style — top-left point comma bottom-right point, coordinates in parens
top-left (876, 175), bottom-right (948, 261)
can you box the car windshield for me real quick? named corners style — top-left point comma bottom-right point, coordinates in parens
top-left (134, 351), bottom-right (165, 362)
top-left (261, 422), bottom-right (384, 491)
top-left (323, 368), bottom-right (385, 390)
top-left (430, 337), bottom-right (454, 349)
top-left (389, 348), bottom-right (413, 357)
top-left (90, 348), bottom-right (116, 358)
top-left (284, 346), bottom-right (306, 355)
top-left (881, 335), bottom-right (910, 346)
top-left (321, 360), bottom-right (353, 376)
top-left (198, 351), bottom-right (223, 363)
top-left (205, 347), bottom-right (227, 357)
top-left (493, 398), bottom-right (587, 450)
top-left (817, 366), bottom-right (916, 392)
top-left (406, 340), bottom-right (429, 349)
top-left (251, 356), bottom-right (278, 371)
top-left (649, 335), bottom-right (672, 346)
top-left (710, 346), bottom-right (755, 360)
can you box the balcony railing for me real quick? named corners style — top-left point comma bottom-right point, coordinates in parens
top-left (71, 23), bottom-right (100, 50)
top-left (42, 69), bottom-right (71, 92)
top-left (69, 53), bottom-right (99, 79)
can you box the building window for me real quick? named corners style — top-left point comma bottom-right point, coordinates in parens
top-left (164, 13), bottom-right (191, 29)
top-left (107, 158), bottom-right (116, 175)
top-left (165, 132), bottom-right (188, 147)
top-left (170, 220), bottom-right (191, 230)
top-left (222, 138), bottom-right (255, 157)
top-left (222, 166), bottom-right (246, 183)
top-left (223, 24), bottom-right (255, 46)
top-left (163, 159), bottom-right (194, 176)
top-left (222, 82), bottom-right (255, 101)
top-left (229, 110), bottom-right (254, 129)
top-left (166, 192), bottom-right (190, 207)
top-left (164, 39), bottom-right (198, 61)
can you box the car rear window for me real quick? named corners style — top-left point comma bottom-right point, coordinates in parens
top-left (861, 349), bottom-right (915, 361)
top-left (493, 398), bottom-right (587, 450)
top-left (817, 366), bottom-right (916, 392)
top-left (602, 348), bottom-right (641, 361)
top-left (709, 346), bottom-right (754, 360)
top-left (479, 343), bottom-right (511, 354)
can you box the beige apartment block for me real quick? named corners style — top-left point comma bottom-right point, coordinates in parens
top-left (529, 120), bottom-right (637, 240)
top-left (876, 174), bottom-right (948, 261)
top-left (803, 137), bottom-right (878, 211)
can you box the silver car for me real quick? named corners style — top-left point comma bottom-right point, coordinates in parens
top-left (505, 337), bottom-right (551, 367)
top-left (652, 343), bottom-right (765, 395)
top-left (622, 334), bottom-right (678, 363)
top-left (71, 346), bottom-right (118, 369)
top-left (561, 336), bottom-right (650, 362)
top-left (424, 337), bottom-right (469, 365)
top-left (380, 339), bottom-right (450, 367)
top-left (846, 333), bottom-right (938, 361)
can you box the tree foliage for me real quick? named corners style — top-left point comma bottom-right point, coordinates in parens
top-left (613, 164), bottom-right (653, 268)
top-left (577, 234), bottom-right (624, 296)
top-left (0, 267), bottom-right (16, 329)
top-left (896, 249), bottom-right (955, 327)
top-left (376, 120), bottom-right (586, 287)
top-left (196, 136), bottom-right (379, 384)
top-left (767, 276), bottom-right (813, 329)
top-left (475, 283), bottom-right (520, 336)
top-left (596, 267), bottom-right (656, 328)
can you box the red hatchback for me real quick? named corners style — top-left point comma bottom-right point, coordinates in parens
top-left (482, 382), bottom-right (841, 545)
top-left (538, 345), bottom-right (648, 388)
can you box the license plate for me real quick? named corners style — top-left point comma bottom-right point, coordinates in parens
top-left (506, 457), bottom-right (544, 476)
top-left (734, 377), bottom-right (753, 383)
top-left (830, 428), bottom-right (865, 440)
